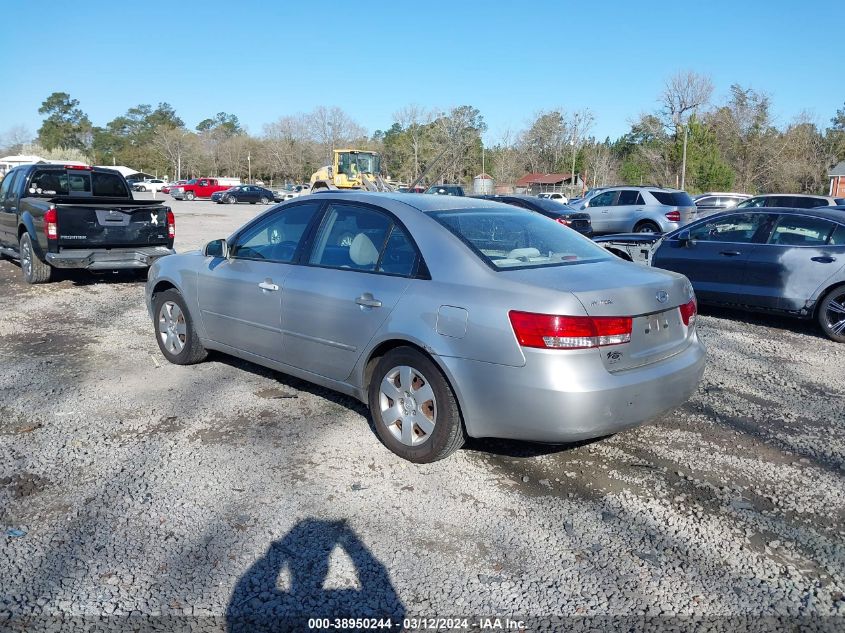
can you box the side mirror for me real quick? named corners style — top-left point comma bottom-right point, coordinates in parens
top-left (677, 229), bottom-right (692, 246)
top-left (204, 238), bottom-right (229, 258)
top-left (580, 203), bottom-right (587, 210)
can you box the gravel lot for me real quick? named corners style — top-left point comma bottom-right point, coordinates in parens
top-left (1, 194), bottom-right (844, 631)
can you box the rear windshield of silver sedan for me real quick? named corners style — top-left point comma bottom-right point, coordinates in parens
top-left (430, 208), bottom-right (612, 270)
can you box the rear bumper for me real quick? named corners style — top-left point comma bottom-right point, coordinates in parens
top-left (440, 333), bottom-right (706, 443)
top-left (45, 246), bottom-right (174, 270)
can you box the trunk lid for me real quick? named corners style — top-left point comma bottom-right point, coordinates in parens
top-left (504, 259), bottom-right (695, 371)
top-left (54, 199), bottom-right (171, 248)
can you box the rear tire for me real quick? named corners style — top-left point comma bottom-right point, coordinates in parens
top-left (152, 289), bottom-right (207, 365)
top-left (634, 220), bottom-right (660, 234)
top-left (817, 286), bottom-right (845, 343)
top-left (19, 233), bottom-right (52, 284)
top-left (259, 197), bottom-right (270, 204)
top-left (368, 346), bottom-right (465, 463)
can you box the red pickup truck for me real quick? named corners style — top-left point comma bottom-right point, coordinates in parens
top-left (169, 178), bottom-right (237, 201)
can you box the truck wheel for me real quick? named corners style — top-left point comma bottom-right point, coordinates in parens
top-left (368, 346), bottom-right (465, 463)
top-left (152, 289), bottom-right (207, 365)
top-left (19, 233), bottom-right (52, 284)
top-left (185, 191), bottom-right (196, 201)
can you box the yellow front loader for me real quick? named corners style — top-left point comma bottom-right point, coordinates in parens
top-left (309, 149), bottom-right (393, 192)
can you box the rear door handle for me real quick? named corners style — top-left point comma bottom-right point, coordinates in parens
top-left (811, 256), bottom-right (836, 263)
top-left (719, 250), bottom-right (741, 257)
top-left (258, 279), bottom-right (279, 291)
top-left (355, 294), bottom-right (382, 308)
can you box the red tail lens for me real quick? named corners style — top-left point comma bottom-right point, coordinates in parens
top-left (679, 297), bottom-right (697, 326)
top-left (665, 210), bottom-right (681, 222)
top-left (166, 210), bottom-right (175, 238)
top-left (44, 207), bottom-right (58, 239)
top-left (65, 164), bottom-right (93, 170)
top-left (509, 311), bottom-right (632, 349)
top-left (555, 217), bottom-right (571, 225)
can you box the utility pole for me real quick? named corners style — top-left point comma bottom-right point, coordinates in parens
top-left (680, 123), bottom-right (689, 191)
top-left (247, 152), bottom-right (251, 184)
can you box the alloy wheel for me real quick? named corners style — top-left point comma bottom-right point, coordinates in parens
top-left (378, 365), bottom-right (437, 446)
top-left (158, 301), bottom-right (187, 354)
top-left (824, 291), bottom-right (845, 337)
top-left (21, 238), bottom-right (32, 278)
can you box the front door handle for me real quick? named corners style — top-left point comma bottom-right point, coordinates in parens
top-left (355, 294), bottom-right (382, 308)
top-left (258, 279), bottom-right (279, 292)
top-left (719, 250), bottom-right (741, 257)
top-left (811, 256), bottom-right (836, 263)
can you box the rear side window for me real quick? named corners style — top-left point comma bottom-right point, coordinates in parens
top-left (649, 191), bottom-right (694, 206)
top-left (377, 226), bottom-right (418, 277)
top-left (768, 215), bottom-right (835, 246)
top-left (92, 172), bottom-right (128, 197)
top-left (616, 190), bottom-right (644, 205)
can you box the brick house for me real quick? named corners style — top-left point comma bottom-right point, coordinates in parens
top-left (830, 161), bottom-right (845, 197)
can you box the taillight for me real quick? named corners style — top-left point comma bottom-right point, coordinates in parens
top-left (44, 207), bottom-right (58, 240)
top-left (65, 164), bottom-right (93, 170)
top-left (555, 217), bottom-right (571, 226)
top-left (166, 210), bottom-right (175, 238)
top-left (508, 310), bottom-right (632, 349)
top-left (665, 210), bottom-right (681, 222)
top-left (679, 297), bottom-right (697, 326)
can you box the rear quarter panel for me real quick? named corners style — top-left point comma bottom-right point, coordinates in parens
top-left (146, 253), bottom-right (202, 331)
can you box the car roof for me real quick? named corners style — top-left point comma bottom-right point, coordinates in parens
top-left (302, 190), bottom-right (506, 213)
top-left (717, 206), bottom-right (845, 222)
top-left (751, 193), bottom-right (835, 200)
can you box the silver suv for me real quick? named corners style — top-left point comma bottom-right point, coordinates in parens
top-left (575, 186), bottom-right (697, 234)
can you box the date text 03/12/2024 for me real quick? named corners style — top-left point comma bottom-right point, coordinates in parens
top-left (307, 617), bottom-right (527, 630)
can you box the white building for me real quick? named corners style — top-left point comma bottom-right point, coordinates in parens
top-left (0, 154), bottom-right (88, 177)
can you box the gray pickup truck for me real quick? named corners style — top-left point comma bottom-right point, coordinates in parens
top-left (0, 164), bottom-right (174, 283)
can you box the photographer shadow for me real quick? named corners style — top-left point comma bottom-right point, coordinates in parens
top-left (226, 519), bottom-right (405, 632)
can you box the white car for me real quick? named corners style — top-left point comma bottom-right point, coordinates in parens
top-left (134, 179), bottom-right (167, 192)
top-left (537, 192), bottom-right (568, 203)
top-left (274, 183), bottom-right (311, 200)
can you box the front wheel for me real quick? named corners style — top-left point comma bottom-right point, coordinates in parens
top-left (185, 191), bottom-right (196, 201)
top-left (228, 196), bottom-right (237, 204)
top-left (139, 186), bottom-right (148, 192)
top-left (817, 286), bottom-right (845, 343)
top-left (368, 347), bottom-right (465, 463)
top-left (152, 289), bottom-right (207, 364)
top-left (19, 233), bottom-right (52, 284)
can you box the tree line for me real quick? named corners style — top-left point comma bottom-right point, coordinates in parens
top-left (2, 71), bottom-right (843, 194)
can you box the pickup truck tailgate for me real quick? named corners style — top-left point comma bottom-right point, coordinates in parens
top-left (56, 202), bottom-right (171, 248)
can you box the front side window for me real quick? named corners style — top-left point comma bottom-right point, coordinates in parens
top-left (688, 213), bottom-right (772, 243)
top-left (309, 204), bottom-right (392, 271)
top-left (737, 196), bottom-right (766, 208)
top-left (768, 215), bottom-right (835, 246)
top-left (695, 196), bottom-right (716, 207)
top-left (589, 191), bottom-right (616, 207)
top-left (430, 208), bottom-right (611, 270)
top-left (232, 202), bottom-right (320, 262)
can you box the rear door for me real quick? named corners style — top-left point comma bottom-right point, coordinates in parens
top-left (744, 214), bottom-right (845, 310)
top-left (196, 200), bottom-right (322, 361)
top-left (583, 190), bottom-right (618, 234)
top-left (653, 212), bottom-right (775, 304)
top-left (281, 202), bottom-right (417, 381)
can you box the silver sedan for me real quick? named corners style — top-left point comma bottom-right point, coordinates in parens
top-left (146, 192), bottom-right (706, 462)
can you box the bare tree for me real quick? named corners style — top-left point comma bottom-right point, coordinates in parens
top-left (661, 71), bottom-right (714, 131)
top-left (152, 126), bottom-right (200, 180)
top-left (0, 125), bottom-right (32, 154)
top-left (262, 114), bottom-right (315, 182)
top-left (309, 106), bottom-right (367, 164)
top-left (489, 129), bottom-right (523, 187)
